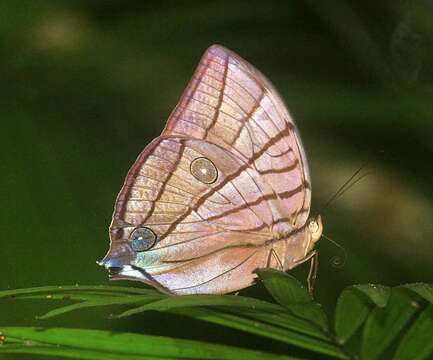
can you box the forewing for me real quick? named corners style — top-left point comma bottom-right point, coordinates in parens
top-left (164, 45), bottom-right (311, 227)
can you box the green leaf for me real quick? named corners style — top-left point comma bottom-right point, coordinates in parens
top-left (4, 282), bottom-right (433, 360)
top-left (393, 304), bottom-right (433, 360)
top-left (0, 327), bottom-right (300, 360)
top-left (335, 287), bottom-right (371, 344)
top-left (256, 269), bottom-right (328, 331)
top-left (13, 289), bottom-right (152, 301)
top-left (117, 295), bottom-right (335, 341)
top-left (400, 283), bottom-right (433, 303)
top-left (0, 344), bottom-right (165, 360)
top-left (0, 285), bottom-right (156, 299)
top-left (223, 308), bottom-right (330, 340)
top-left (361, 289), bottom-right (419, 360)
top-left (0, 285), bottom-right (165, 320)
top-left (117, 294), bottom-right (344, 357)
top-left (352, 284), bottom-right (391, 307)
top-left (286, 303), bottom-right (329, 333)
top-left (114, 287), bottom-right (334, 343)
top-left (116, 294), bottom-right (281, 317)
top-left (18, 292), bottom-right (133, 301)
top-left (38, 295), bottom-right (163, 319)
top-left (256, 269), bottom-right (312, 303)
top-left (170, 308), bottom-right (349, 359)
top-left (334, 284), bottom-right (390, 344)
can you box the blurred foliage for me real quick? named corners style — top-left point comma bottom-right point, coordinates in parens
top-left (1, 0), bottom-right (432, 359)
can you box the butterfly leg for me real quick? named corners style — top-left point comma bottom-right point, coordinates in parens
top-left (307, 250), bottom-right (319, 296)
top-left (266, 247), bottom-right (284, 270)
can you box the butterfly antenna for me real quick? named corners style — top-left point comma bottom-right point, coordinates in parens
top-left (319, 161), bottom-right (371, 213)
top-left (335, 171), bottom-right (372, 199)
top-left (322, 233), bottom-right (347, 268)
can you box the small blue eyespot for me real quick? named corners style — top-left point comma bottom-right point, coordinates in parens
top-left (130, 227), bottom-right (156, 252)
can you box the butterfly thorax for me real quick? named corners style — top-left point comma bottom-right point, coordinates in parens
top-left (303, 214), bottom-right (323, 255)
top-left (268, 215), bottom-right (323, 270)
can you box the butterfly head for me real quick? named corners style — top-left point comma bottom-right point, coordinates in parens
top-left (307, 214), bottom-right (323, 243)
top-left (98, 218), bottom-right (157, 278)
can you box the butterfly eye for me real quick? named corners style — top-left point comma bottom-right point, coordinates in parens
top-left (308, 220), bottom-right (319, 233)
top-left (190, 157), bottom-right (218, 184)
top-left (130, 227), bottom-right (156, 252)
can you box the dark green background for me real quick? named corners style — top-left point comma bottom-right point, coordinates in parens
top-left (1, 1), bottom-right (432, 358)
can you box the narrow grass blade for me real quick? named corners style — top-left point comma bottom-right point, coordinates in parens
top-left (38, 295), bottom-right (164, 319)
top-left (116, 294), bottom-right (281, 317)
top-left (224, 308), bottom-right (330, 340)
top-left (114, 293), bottom-right (332, 340)
top-left (170, 308), bottom-right (349, 359)
top-left (0, 327), bottom-right (302, 360)
top-left (0, 285), bottom-right (156, 299)
top-left (0, 344), bottom-right (168, 360)
top-left (17, 292), bottom-right (130, 301)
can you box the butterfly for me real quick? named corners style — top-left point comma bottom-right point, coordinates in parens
top-left (99, 45), bottom-right (323, 295)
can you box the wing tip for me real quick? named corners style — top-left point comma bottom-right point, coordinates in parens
top-left (206, 44), bottom-right (229, 55)
top-left (205, 44), bottom-right (242, 61)
top-left (205, 44), bottom-right (255, 74)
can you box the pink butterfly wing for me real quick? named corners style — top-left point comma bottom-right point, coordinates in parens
top-left (164, 45), bottom-right (311, 229)
top-left (101, 45), bottom-right (311, 294)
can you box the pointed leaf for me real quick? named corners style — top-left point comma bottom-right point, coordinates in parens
top-left (334, 284), bottom-right (391, 344)
top-left (287, 303), bottom-right (329, 333)
top-left (393, 304), bottom-right (433, 360)
top-left (334, 284), bottom-right (389, 345)
top-left (400, 283), bottom-right (433, 303)
top-left (352, 284), bottom-right (391, 307)
top-left (256, 269), bottom-right (312, 303)
top-left (361, 289), bottom-right (419, 360)
top-left (256, 269), bottom-right (328, 331)
top-left (335, 287), bottom-right (372, 344)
